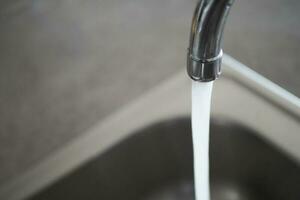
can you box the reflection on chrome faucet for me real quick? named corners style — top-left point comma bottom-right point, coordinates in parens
top-left (187, 0), bottom-right (234, 82)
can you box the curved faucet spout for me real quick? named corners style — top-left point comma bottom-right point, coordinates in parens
top-left (187, 0), bottom-right (234, 82)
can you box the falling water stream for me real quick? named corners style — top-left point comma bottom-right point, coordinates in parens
top-left (191, 81), bottom-right (213, 200)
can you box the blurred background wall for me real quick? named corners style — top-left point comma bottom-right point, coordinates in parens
top-left (0, 0), bottom-right (299, 187)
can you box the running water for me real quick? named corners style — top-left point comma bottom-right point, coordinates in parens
top-left (191, 81), bottom-right (213, 200)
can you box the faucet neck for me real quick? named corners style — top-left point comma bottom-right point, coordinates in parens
top-left (187, 0), bottom-right (234, 82)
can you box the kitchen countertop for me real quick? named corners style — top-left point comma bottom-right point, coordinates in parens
top-left (0, 0), bottom-right (299, 187)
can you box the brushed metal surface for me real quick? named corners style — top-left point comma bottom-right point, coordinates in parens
top-left (29, 118), bottom-right (300, 200)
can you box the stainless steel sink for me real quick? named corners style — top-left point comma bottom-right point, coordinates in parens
top-left (28, 117), bottom-right (300, 200)
top-left (1, 55), bottom-right (299, 200)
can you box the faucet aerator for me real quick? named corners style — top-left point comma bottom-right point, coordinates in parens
top-left (187, 0), bottom-right (234, 82)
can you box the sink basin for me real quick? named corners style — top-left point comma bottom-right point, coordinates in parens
top-left (0, 55), bottom-right (299, 200)
top-left (29, 118), bottom-right (300, 200)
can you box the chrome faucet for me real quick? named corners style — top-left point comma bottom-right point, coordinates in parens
top-left (187, 0), bottom-right (234, 82)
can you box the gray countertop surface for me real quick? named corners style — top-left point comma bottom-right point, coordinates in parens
top-left (0, 0), bottom-right (299, 186)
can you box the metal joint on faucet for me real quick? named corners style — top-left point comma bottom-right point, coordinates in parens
top-left (187, 0), bottom-right (234, 82)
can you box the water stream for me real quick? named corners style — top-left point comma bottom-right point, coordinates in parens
top-left (191, 81), bottom-right (213, 200)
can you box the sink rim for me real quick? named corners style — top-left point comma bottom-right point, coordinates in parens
top-left (0, 55), bottom-right (299, 200)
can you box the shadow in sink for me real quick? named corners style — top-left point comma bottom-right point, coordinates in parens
top-left (29, 118), bottom-right (300, 200)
